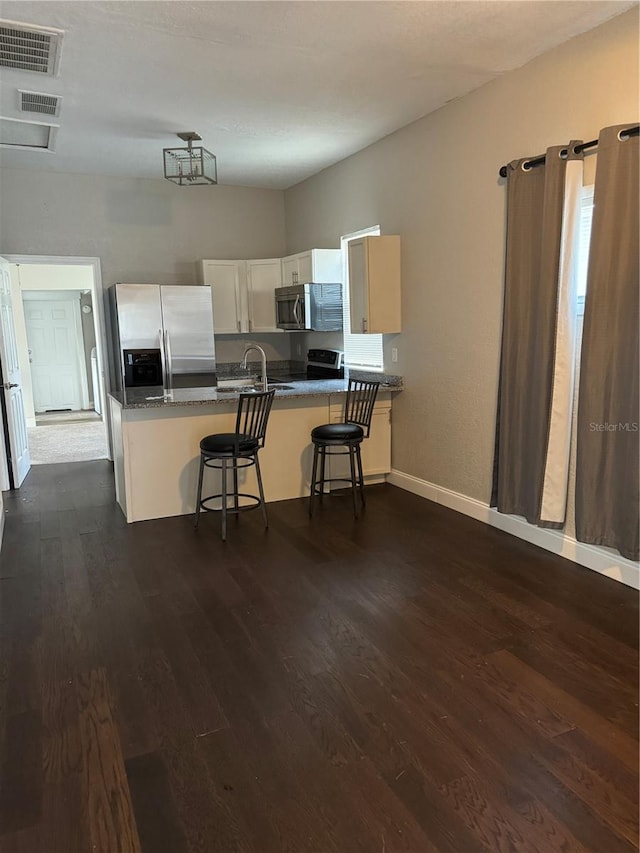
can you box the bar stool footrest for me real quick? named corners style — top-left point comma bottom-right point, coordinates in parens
top-left (199, 492), bottom-right (262, 514)
top-left (310, 476), bottom-right (362, 496)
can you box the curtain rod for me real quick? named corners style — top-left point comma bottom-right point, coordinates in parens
top-left (498, 125), bottom-right (639, 178)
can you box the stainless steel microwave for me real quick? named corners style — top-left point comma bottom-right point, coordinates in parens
top-left (274, 283), bottom-right (343, 331)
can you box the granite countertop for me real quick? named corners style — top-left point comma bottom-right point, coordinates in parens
top-left (109, 371), bottom-right (403, 410)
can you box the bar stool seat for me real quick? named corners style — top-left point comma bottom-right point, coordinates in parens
top-left (309, 379), bottom-right (380, 518)
top-left (195, 389), bottom-right (275, 541)
top-left (200, 433), bottom-right (259, 454)
top-left (311, 423), bottom-right (364, 442)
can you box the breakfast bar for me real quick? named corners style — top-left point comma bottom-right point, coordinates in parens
top-left (109, 375), bottom-right (401, 523)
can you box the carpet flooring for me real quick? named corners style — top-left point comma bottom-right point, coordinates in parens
top-left (27, 420), bottom-right (109, 464)
top-left (35, 410), bottom-right (101, 426)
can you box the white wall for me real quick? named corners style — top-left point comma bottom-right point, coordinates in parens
top-left (0, 170), bottom-right (290, 378)
top-left (0, 172), bottom-right (287, 287)
top-left (284, 9), bottom-right (639, 507)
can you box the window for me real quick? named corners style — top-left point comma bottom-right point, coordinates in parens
top-left (341, 226), bottom-right (384, 370)
top-left (576, 185), bottom-right (594, 315)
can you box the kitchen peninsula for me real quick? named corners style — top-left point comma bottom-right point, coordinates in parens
top-left (109, 374), bottom-right (401, 523)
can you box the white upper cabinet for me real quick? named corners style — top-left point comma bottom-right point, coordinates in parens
top-left (201, 258), bottom-right (281, 333)
top-left (202, 248), bottom-right (345, 335)
top-left (200, 260), bottom-right (245, 333)
top-left (281, 255), bottom-right (300, 287)
top-left (348, 236), bottom-right (401, 334)
top-left (245, 258), bottom-right (281, 332)
top-left (280, 249), bottom-right (342, 286)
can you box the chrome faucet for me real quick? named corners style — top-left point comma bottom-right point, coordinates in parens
top-left (241, 344), bottom-right (268, 390)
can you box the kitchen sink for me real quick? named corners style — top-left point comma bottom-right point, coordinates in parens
top-left (215, 381), bottom-right (294, 393)
top-left (217, 378), bottom-right (257, 390)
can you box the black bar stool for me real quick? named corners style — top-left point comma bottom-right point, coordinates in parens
top-left (195, 389), bottom-right (275, 540)
top-left (309, 379), bottom-right (380, 518)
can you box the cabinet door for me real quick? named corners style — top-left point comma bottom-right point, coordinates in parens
top-left (347, 239), bottom-right (369, 334)
top-left (310, 249), bottom-right (343, 284)
top-left (297, 252), bottom-right (313, 285)
top-left (281, 255), bottom-right (299, 286)
top-left (347, 237), bottom-right (401, 333)
top-left (367, 236), bottom-right (401, 333)
top-left (246, 258), bottom-right (281, 333)
top-left (201, 261), bottom-right (244, 333)
top-left (359, 407), bottom-right (391, 474)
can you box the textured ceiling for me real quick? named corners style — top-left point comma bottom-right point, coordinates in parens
top-left (0, 1), bottom-right (635, 188)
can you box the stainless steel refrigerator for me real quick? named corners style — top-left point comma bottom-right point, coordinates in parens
top-left (109, 283), bottom-right (216, 390)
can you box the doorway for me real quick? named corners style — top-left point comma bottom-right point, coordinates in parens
top-left (2, 256), bottom-right (111, 471)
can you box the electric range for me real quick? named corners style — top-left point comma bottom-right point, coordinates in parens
top-left (268, 348), bottom-right (344, 382)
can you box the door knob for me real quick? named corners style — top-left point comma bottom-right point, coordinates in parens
top-left (3, 382), bottom-right (18, 390)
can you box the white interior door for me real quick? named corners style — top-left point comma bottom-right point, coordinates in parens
top-left (0, 257), bottom-right (30, 487)
top-left (24, 295), bottom-right (84, 412)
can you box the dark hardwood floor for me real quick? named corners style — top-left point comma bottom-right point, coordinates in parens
top-left (0, 461), bottom-right (638, 853)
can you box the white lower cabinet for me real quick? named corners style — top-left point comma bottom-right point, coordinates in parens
top-left (201, 258), bottom-right (281, 333)
top-left (327, 393), bottom-right (392, 487)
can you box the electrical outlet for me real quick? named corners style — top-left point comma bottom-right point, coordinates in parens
top-left (391, 347), bottom-right (398, 363)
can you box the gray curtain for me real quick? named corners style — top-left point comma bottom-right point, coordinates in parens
top-left (576, 125), bottom-right (639, 561)
top-left (492, 145), bottom-right (582, 525)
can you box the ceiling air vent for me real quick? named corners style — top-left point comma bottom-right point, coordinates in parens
top-left (0, 116), bottom-right (58, 152)
top-left (18, 89), bottom-right (61, 117)
top-left (0, 19), bottom-right (64, 76)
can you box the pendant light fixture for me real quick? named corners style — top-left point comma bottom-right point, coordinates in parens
top-left (163, 131), bottom-right (217, 186)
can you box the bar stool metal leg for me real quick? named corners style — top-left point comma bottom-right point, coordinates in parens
top-left (309, 444), bottom-right (320, 517)
top-left (232, 461), bottom-right (239, 520)
top-left (348, 443), bottom-right (359, 518)
top-left (319, 446), bottom-right (327, 503)
top-left (194, 454), bottom-right (205, 529)
top-left (221, 458), bottom-right (228, 541)
top-left (254, 453), bottom-right (269, 529)
top-left (356, 444), bottom-right (366, 507)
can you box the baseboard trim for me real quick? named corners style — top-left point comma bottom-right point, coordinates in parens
top-left (386, 469), bottom-right (640, 590)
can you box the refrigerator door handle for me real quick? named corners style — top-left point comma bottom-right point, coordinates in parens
top-left (164, 330), bottom-right (173, 390)
top-left (159, 328), bottom-right (167, 388)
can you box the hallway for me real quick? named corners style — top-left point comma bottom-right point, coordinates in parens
top-left (27, 419), bottom-right (108, 465)
top-left (0, 462), bottom-right (637, 852)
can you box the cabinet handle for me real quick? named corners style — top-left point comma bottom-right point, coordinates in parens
top-left (237, 320), bottom-right (241, 332)
top-left (362, 318), bottom-right (367, 333)
top-left (248, 319), bottom-right (252, 332)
